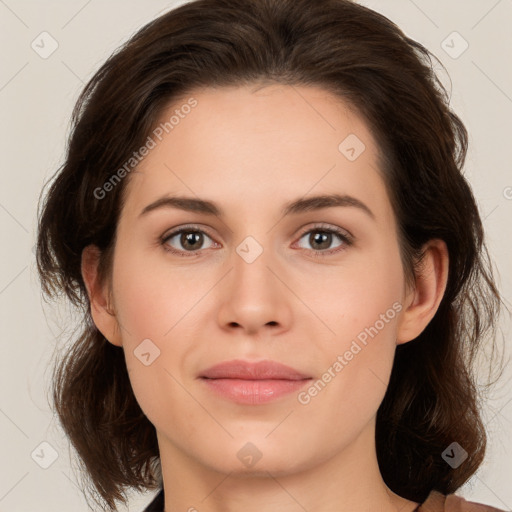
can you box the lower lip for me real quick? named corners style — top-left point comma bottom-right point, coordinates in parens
top-left (201, 378), bottom-right (311, 404)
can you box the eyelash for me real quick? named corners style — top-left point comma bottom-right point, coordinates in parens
top-left (160, 223), bottom-right (353, 258)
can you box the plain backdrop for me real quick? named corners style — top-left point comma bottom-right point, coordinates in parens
top-left (0, 1), bottom-right (511, 511)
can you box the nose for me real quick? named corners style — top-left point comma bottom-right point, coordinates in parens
top-left (216, 241), bottom-right (292, 336)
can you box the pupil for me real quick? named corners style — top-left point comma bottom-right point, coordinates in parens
top-left (312, 231), bottom-right (331, 250)
top-left (182, 232), bottom-right (202, 250)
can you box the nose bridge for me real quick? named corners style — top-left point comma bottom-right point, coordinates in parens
top-left (223, 202), bottom-right (279, 272)
top-left (231, 233), bottom-right (278, 297)
top-left (215, 231), bottom-right (290, 331)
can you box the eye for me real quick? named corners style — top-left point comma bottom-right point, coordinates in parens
top-left (161, 226), bottom-right (217, 257)
top-left (294, 224), bottom-right (353, 257)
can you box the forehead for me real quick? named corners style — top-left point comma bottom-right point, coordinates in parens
top-left (120, 84), bottom-right (391, 225)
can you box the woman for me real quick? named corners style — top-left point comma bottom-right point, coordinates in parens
top-left (36, 0), bottom-right (508, 511)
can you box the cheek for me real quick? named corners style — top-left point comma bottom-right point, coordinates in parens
top-left (298, 294), bottom-right (400, 449)
top-left (305, 245), bottom-right (403, 409)
top-left (111, 247), bottom-right (202, 344)
top-left (319, 245), bottom-right (404, 343)
top-left (109, 250), bottom-right (212, 416)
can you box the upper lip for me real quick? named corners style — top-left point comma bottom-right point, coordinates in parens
top-left (199, 359), bottom-right (311, 380)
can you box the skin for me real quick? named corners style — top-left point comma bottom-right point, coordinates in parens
top-left (82, 84), bottom-right (449, 512)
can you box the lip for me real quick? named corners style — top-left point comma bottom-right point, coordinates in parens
top-left (199, 359), bottom-right (312, 404)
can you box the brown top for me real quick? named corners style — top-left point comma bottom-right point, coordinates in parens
top-left (416, 490), bottom-right (507, 512)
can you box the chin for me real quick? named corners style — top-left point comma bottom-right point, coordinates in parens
top-left (197, 437), bottom-right (318, 477)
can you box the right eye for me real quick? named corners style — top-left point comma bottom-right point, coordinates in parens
top-left (161, 226), bottom-right (218, 257)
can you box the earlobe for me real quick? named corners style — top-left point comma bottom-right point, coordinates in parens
top-left (396, 239), bottom-right (449, 345)
top-left (81, 244), bottom-right (123, 347)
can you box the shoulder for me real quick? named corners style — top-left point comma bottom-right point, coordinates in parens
top-left (417, 490), bottom-right (508, 512)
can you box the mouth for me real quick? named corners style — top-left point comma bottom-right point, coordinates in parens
top-left (199, 359), bottom-right (312, 405)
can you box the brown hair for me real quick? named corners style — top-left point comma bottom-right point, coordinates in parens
top-left (36, 0), bottom-right (507, 510)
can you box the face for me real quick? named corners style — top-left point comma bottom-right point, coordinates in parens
top-left (102, 84), bottom-right (412, 476)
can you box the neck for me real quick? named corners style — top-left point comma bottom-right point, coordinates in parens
top-left (157, 417), bottom-right (418, 512)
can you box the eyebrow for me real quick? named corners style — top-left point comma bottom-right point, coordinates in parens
top-left (138, 193), bottom-right (375, 220)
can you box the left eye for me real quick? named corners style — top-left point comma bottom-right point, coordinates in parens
top-left (296, 228), bottom-right (350, 253)
top-left (161, 225), bottom-right (352, 257)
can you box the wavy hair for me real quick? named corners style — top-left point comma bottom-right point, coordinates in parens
top-left (36, 0), bottom-right (507, 510)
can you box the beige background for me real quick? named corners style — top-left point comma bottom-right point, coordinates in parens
top-left (0, 1), bottom-right (511, 511)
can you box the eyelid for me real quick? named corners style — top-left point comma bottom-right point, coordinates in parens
top-left (160, 223), bottom-right (219, 254)
top-left (161, 223), bottom-right (216, 240)
top-left (295, 222), bottom-right (353, 240)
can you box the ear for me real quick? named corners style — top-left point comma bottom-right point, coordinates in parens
top-left (397, 239), bottom-right (449, 344)
top-left (81, 244), bottom-right (123, 347)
